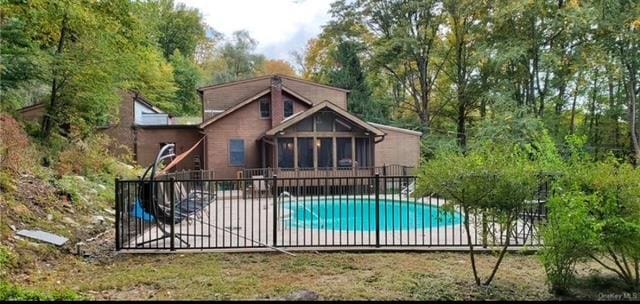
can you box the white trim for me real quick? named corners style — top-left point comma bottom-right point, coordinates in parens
top-left (367, 122), bottom-right (422, 136)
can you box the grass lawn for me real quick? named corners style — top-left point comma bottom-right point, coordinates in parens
top-left (12, 251), bottom-right (627, 300)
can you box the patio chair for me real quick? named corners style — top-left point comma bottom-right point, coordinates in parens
top-left (132, 144), bottom-right (216, 248)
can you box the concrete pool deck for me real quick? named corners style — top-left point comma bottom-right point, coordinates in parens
top-left (124, 195), bottom-right (543, 251)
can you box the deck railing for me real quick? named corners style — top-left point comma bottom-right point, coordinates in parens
top-left (241, 164), bottom-right (414, 179)
top-left (115, 174), bottom-right (548, 252)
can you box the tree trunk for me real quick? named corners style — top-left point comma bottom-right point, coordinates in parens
top-left (625, 64), bottom-right (640, 165)
top-left (569, 80), bottom-right (580, 135)
top-left (457, 102), bottom-right (466, 151)
top-left (463, 209), bottom-right (481, 286)
top-left (484, 218), bottom-right (514, 285)
top-left (41, 14), bottom-right (69, 141)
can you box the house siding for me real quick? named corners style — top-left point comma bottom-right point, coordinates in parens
top-left (102, 91), bottom-right (136, 157)
top-left (374, 126), bottom-right (421, 168)
top-left (203, 95), bottom-right (310, 178)
top-left (201, 78), bottom-right (271, 121)
top-left (199, 75), bottom-right (349, 122)
top-left (134, 127), bottom-right (203, 171)
top-left (282, 78), bottom-right (348, 109)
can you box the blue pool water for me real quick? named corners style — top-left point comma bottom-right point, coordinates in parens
top-left (282, 198), bottom-right (462, 232)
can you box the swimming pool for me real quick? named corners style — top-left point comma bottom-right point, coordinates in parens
top-left (282, 198), bottom-right (462, 232)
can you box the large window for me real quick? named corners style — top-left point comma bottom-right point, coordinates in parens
top-left (355, 138), bottom-right (371, 167)
top-left (336, 138), bottom-right (353, 168)
top-left (278, 138), bottom-right (294, 168)
top-left (297, 137), bottom-right (314, 168)
top-left (259, 96), bottom-right (270, 118)
top-left (335, 118), bottom-right (352, 131)
top-left (316, 138), bottom-right (333, 168)
top-left (229, 139), bottom-right (245, 166)
top-left (296, 117), bottom-right (314, 131)
top-left (315, 111), bottom-right (334, 131)
top-left (284, 99), bottom-right (293, 118)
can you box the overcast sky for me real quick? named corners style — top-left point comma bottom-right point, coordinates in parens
top-left (176, 0), bottom-right (333, 62)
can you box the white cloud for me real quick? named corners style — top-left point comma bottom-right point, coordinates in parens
top-left (176, 0), bottom-right (333, 62)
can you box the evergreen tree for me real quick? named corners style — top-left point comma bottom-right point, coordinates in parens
top-left (328, 41), bottom-right (384, 122)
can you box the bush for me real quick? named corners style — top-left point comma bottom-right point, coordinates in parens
top-left (55, 134), bottom-right (137, 180)
top-left (0, 114), bottom-right (37, 173)
top-left (0, 282), bottom-right (84, 301)
top-left (542, 155), bottom-right (640, 292)
top-left (0, 246), bottom-right (12, 280)
top-left (416, 143), bottom-right (541, 286)
top-left (540, 191), bottom-right (596, 294)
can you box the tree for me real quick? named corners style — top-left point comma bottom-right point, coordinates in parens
top-left (209, 30), bottom-right (265, 84)
top-left (416, 144), bottom-right (540, 286)
top-left (154, 0), bottom-right (206, 60)
top-left (257, 59), bottom-right (297, 76)
top-left (170, 50), bottom-right (202, 115)
top-left (592, 0), bottom-right (640, 164)
top-left (333, 0), bottom-right (449, 134)
top-left (327, 41), bottom-right (386, 122)
top-left (0, 15), bottom-right (48, 111)
top-left (441, 0), bottom-right (487, 149)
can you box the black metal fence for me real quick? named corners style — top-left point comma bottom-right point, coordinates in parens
top-left (115, 175), bottom-right (548, 251)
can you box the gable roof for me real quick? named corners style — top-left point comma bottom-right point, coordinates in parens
top-left (133, 92), bottom-right (165, 114)
top-left (197, 74), bottom-right (351, 93)
top-left (265, 101), bottom-right (385, 137)
top-left (198, 86), bottom-right (315, 129)
top-left (199, 88), bottom-right (272, 128)
top-left (367, 122), bottom-right (422, 136)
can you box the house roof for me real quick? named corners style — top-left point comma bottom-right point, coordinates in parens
top-left (199, 88), bottom-right (272, 128)
top-left (132, 92), bottom-right (166, 114)
top-left (198, 86), bottom-right (315, 129)
top-left (197, 74), bottom-right (351, 93)
top-left (367, 122), bottom-right (422, 136)
top-left (264, 101), bottom-right (385, 137)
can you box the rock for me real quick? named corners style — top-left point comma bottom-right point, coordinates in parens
top-left (103, 208), bottom-right (116, 215)
top-left (75, 242), bottom-right (86, 256)
top-left (62, 217), bottom-right (79, 226)
top-left (91, 215), bottom-right (105, 225)
top-left (285, 290), bottom-right (320, 301)
top-left (46, 214), bottom-right (53, 221)
top-left (9, 225), bottom-right (16, 231)
top-left (72, 175), bottom-right (85, 182)
top-left (97, 184), bottom-right (107, 191)
top-left (16, 229), bottom-right (68, 246)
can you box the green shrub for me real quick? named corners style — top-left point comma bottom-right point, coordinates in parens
top-left (0, 246), bottom-right (12, 279)
top-left (0, 170), bottom-right (16, 193)
top-left (540, 191), bottom-right (596, 294)
top-left (0, 281), bottom-right (84, 301)
top-left (416, 143), bottom-right (541, 286)
top-left (542, 154), bottom-right (640, 292)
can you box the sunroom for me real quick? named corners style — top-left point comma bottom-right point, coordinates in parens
top-left (255, 101), bottom-right (385, 178)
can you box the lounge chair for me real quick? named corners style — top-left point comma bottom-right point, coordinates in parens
top-left (132, 144), bottom-right (216, 248)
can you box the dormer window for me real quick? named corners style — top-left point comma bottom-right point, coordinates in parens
top-left (260, 97), bottom-right (270, 118)
top-left (284, 99), bottom-right (293, 118)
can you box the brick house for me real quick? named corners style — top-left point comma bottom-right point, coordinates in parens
top-left (18, 75), bottom-right (422, 178)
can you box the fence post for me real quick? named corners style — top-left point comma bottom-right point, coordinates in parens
top-left (272, 174), bottom-right (278, 247)
top-left (170, 177), bottom-right (176, 251)
top-left (115, 177), bottom-right (121, 251)
top-left (374, 173), bottom-right (380, 248)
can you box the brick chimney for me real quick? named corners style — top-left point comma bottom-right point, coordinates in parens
top-left (271, 75), bottom-right (284, 127)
